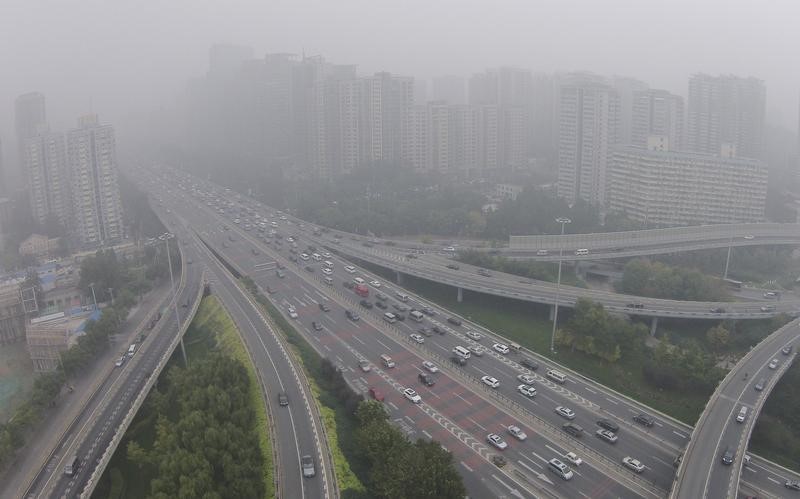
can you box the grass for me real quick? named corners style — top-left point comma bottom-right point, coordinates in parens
top-left (92, 296), bottom-right (274, 499)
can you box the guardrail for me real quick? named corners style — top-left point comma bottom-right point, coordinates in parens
top-left (79, 258), bottom-right (202, 497)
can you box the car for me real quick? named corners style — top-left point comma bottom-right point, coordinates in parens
top-left (278, 392), bottom-right (289, 406)
top-left (633, 413), bottom-right (655, 427)
top-left (555, 406), bottom-right (576, 420)
top-left (595, 429), bottom-right (618, 444)
top-left (319, 303), bottom-right (330, 312)
top-left (395, 313), bottom-right (406, 321)
top-left (418, 327), bottom-right (433, 337)
top-left (447, 317), bottom-right (462, 326)
top-left (312, 321), bottom-right (323, 331)
top-left (345, 310), bottom-right (360, 321)
top-left (114, 355), bottom-right (126, 367)
top-left (783, 344), bottom-right (793, 355)
top-left (375, 301), bottom-right (387, 310)
top-left (520, 358), bottom-right (539, 371)
top-left (768, 358), bottom-right (779, 369)
top-left (393, 303), bottom-right (410, 312)
top-left (481, 376), bottom-right (500, 388)
top-left (375, 292), bottom-right (388, 301)
top-left (517, 373), bottom-right (536, 385)
top-left (446, 263), bottom-right (460, 270)
top-left (369, 280), bottom-right (381, 288)
top-left (358, 360), bottom-right (371, 372)
top-left (322, 268), bottom-right (333, 275)
top-left (493, 343), bottom-right (510, 354)
top-left (301, 455), bottom-right (316, 478)
top-left (422, 361), bottom-right (439, 373)
top-left (322, 252), bottom-right (331, 258)
top-left (465, 330), bottom-right (482, 341)
top-left (763, 291), bottom-right (779, 298)
top-left (421, 306), bottom-right (436, 316)
top-left (622, 456), bottom-right (645, 473)
top-left (477, 268), bottom-right (491, 277)
top-left (368, 387), bottom-right (385, 401)
top-left (304, 265), bottom-right (315, 273)
top-left (507, 425), bottom-right (527, 441)
top-left (597, 418), bottom-right (620, 433)
top-left (562, 423), bottom-right (584, 437)
top-left (743, 234), bottom-right (755, 240)
top-left (786, 480), bottom-right (800, 491)
top-left (720, 446), bottom-right (734, 465)
top-left (760, 305), bottom-right (776, 312)
top-left (563, 452), bottom-right (583, 466)
top-left (418, 373), bottom-right (435, 386)
top-left (410, 334), bottom-right (425, 344)
top-left (755, 378), bottom-right (766, 391)
top-left (487, 433), bottom-right (508, 450)
top-left (536, 249), bottom-right (549, 256)
top-left (710, 307), bottom-right (726, 313)
top-left (288, 306), bottom-right (298, 319)
top-left (343, 281), bottom-right (355, 289)
top-left (450, 355), bottom-right (467, 366)
top-left (517, 384), bottom-right (537, 397)
top-left (469, 346), bottom-right (484, 357)
top-left (404, 388), bottom-right (421, 404)
top-left (432, 325), bottom-right (445, 335)
top-left (359, 300), bottom-right (373, 309)
top-left (344, 265), bottom-right (356, 273)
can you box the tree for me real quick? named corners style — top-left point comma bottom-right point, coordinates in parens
top-left (706, 324), bottom-right (731, 354)
top-left (405, 439), bottom-right (467, 499)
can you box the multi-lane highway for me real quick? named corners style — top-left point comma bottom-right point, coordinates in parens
top-left (142, 165), bottom-right (800, 498)
top-left (23, 238), bottom-right (203, 499)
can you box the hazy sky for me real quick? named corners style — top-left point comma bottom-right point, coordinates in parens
top-left (2, 0), bottom-right (799, 169)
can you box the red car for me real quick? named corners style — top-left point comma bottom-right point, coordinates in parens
top-left (368, 387), bottom-right (385, 402)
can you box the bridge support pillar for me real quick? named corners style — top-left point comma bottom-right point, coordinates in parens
top-left (650, 317), bottom-right (659, 337)
top-left (457, 287), bottom-right (463, 303)
top-left (395, 271), bottom-right (404, 285)
top-left (549, 304), bottom-right (555, 320)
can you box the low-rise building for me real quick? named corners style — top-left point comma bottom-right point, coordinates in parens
top-left (495, 183), bottom-right (524, 201)
top-left (27, 308), bottom-right (100, 372)
top-left (0, 282), bottom-right (26, 344)
top-left (19, 234), bottom-right (62, 258)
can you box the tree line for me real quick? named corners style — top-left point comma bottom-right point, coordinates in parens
top-left (618, 258), bottom-right (729, 302)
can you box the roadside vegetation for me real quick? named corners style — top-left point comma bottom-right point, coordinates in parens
top-left (456, 249), bottom-right (585, 286)
top-left (93, 296), bottom-right (271, 499)
top-left (617, 258), bottom-right (729, 301)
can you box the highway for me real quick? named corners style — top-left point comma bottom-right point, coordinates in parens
top-left (144, 166), bottom-right (800, 499)
top-left (23, 237), bottom-right (203, 499)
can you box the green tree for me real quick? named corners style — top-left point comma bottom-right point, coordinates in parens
top-left (706, 324), bottom-right (731, 354)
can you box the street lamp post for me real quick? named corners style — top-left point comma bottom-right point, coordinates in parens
top-left (723, 236), bottom-right (734, 280)
top-left (88, 283), bottom-right (98, 311)
top-left (550, 217), bottom-right (572, 354)
top-left (160, 233), bottom-right (188, 366)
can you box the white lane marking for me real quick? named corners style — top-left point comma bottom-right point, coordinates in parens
top-left (605, 397), bottom-right (619, 405)
top-left (472, 366), bottom-right (492, 377)
top-left (404, 415), bottom-right (415, 424)
top-left (673, 430), bottom-right (688, 438)
top-left (323, 345), bottom-right (331, 352)
top-left (422, 430), bottom-right (432, 439)
top-left (584, 386), bottom-right (597, 394)
top-left (491, 474), bottom-right (526, 499)
top-left (304, 294), bottom-right (318, 304)
top-left (387, 401), bottom-right (398, 411)
top-left (352, 336), bottom-right (366, 346)
top-left (375, 338), bottom-right (392, 350)
top-left (467, 417), bottom-right (487, 431)
top-left (768, 476), bottom-right (780, 484)
top-left (461, 461), bottom-right (473, 472)
top-left (292, 296), bottom-right (306, 306)
top-left (530, 451), bottom-right (548, 463)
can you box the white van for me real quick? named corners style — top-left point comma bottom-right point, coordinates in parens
top-left (353, 277), bottom-right (366, 285)
top-left (380, 354), bottom-right (395, 368)
top-left (575, 249), bottom-right (589, 256)
top-left (736, 406), bottom-right (748, 423)
top-left (300, 253), bottom-right (310, 261)
top-left (547, 369), bottom-right (567, 384)
top-left (409, 310), bottom-right (424, 322)
top-left (453, 345), bottom-right (471, 360)
top-left (323, 260), bottom-right (334, 269)
top-left (548, 458), bottom-right (573, 480)
top-left (383, 312), bottom-right (397, 324)
top-left (323, 276), bottom-right (334, 286)
top-left (396, 292), bottom-right (409, 302)
top-left (127, 344), bottom-right (137, 358)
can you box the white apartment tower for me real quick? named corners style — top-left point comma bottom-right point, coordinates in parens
top-left (67, 115), bottom-right (123, 248)
top-left (556, 74), bottom-right (620, 207)
top-left (631, 89), bottom-right (685, 150)
top-left (24, 128), bottom-right (71, 228)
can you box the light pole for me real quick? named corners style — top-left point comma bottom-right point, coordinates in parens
top-left (723, 236), bottom-right (734, 280)
top-left (159, 232), bottom-right (188, 366)
top-left (550, 217), bottom-right (572, 354)
top-left (88, 283), bottom-right (98, 311)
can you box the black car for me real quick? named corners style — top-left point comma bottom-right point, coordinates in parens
top-left (520, 358), bottom-right (539, 371)
top-left (446, 263), bottom-right (460, 270)
top-left (305, 265), bottom-right (315, 273)
top-left (312, 321), bottom-right (323, 331)
top-left (447, 317), bottom-right (462, 326)
top-left (319, 303), bottom-right (330, 312)
top-left (418, 373), bottom-right (435, 386)
top-left (346, 310), bottom-right (360, 321)
top-left (597, 418), bottom-right (620, 433)
top-left (375, 301), bottom-right (387, 310)
top-left (633, 413), bottom-right (655, 427)
top-left (360, 300), bottom-right (373, 309)
top-left (343, 281), bottom-right (355, 289)
top-left (278, 392), bottom-right (289, 406)
top-left (720, 446), bottom-right (734, 465)
top-left (433, 325), bottom-right (445, 335)
top-left (395, 313), bottom-right (405, 321)
top-left (562, 423), bottom-right (584, 437)
top-left (450, 355), bottom-right (467, 366)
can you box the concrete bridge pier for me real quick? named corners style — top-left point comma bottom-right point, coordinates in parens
top-left (457, 287), bottom-right (463, 303)
top-left (396, 271), bottom-right (404, 285)
top-left (650, 317), bottom-right (659, 337)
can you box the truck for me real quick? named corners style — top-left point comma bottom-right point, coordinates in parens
top-left (354, 283), bottom-right (369, 298)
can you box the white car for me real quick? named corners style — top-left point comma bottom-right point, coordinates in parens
top-left (469, 346), bottom-right (484, 357)
top-left (768, 358), bottom-right (779, 369)
top-left (410, 334), bottom-right (425, 344)
top-left (555, 406), bottom-right (576, 420)
top-left (507, 425), bottom-right (527, 441)
top-left (465, 330), bottom-right (483, 342)
top-left (482, 376), bottom-right (500, 389)
top-left (487, 433), bottom-right (508, 450)
top-left (358, 360), bottom-right (372, 372)
top-left (322, 268), bottom-right (333, 275)
top-left (404, 388), bottom-right (421, 404)
top-left (493, 343), bottom-right (510, 355)
top-left (288, 306), bottom-right (298, 319)
top-left (344, 266), bottom-right (356, 274)
top-left (563, 452), bottom-right (583, 466)
top-left (422, 361), bottom-right (439, 373)
top-left (369, 280), bottom-right (382, 288)
top-left (517, 384), bottom-right (537, 397)
top-left (517, 373), bottom-right (536, 385)
top-left (322, 252), bottom-right (332, 258)
top-left (622, 456), bottom-right (645, 473)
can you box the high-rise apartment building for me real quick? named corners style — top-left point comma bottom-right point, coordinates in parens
top-left (14, 92), bottom-right (47, 189)
top-left (613, 76), bottom-right (649, 145)
top-left (556, 73), bottom-right (620, 207)
top-left (67, 115), bottom-right (123, 248)
top-left (362, 72), bottom-right (414, 163)
top-left (687, 73), bottom-right (766, 159)
top-left (23, 128), bottom-right (71, 228)
top-left (631, 89), bottom-right (685, 150)
top-left (432, 75), bottom-right (467, 105)
top-left (402, 105), bottom-right (430, 172)
top-left (609, 138), bottom-right (767, 226)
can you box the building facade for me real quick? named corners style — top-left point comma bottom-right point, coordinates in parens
top-left (14, 92), bottom-right (47, 189)
top-left (631, 89), bottom-right (685, 150)
top-left (67, 115), bottom-right (124, 248)
top-left (609, 140), bottom-right (767, 226)
top-left (24, 128), bottom-right (71, 228)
